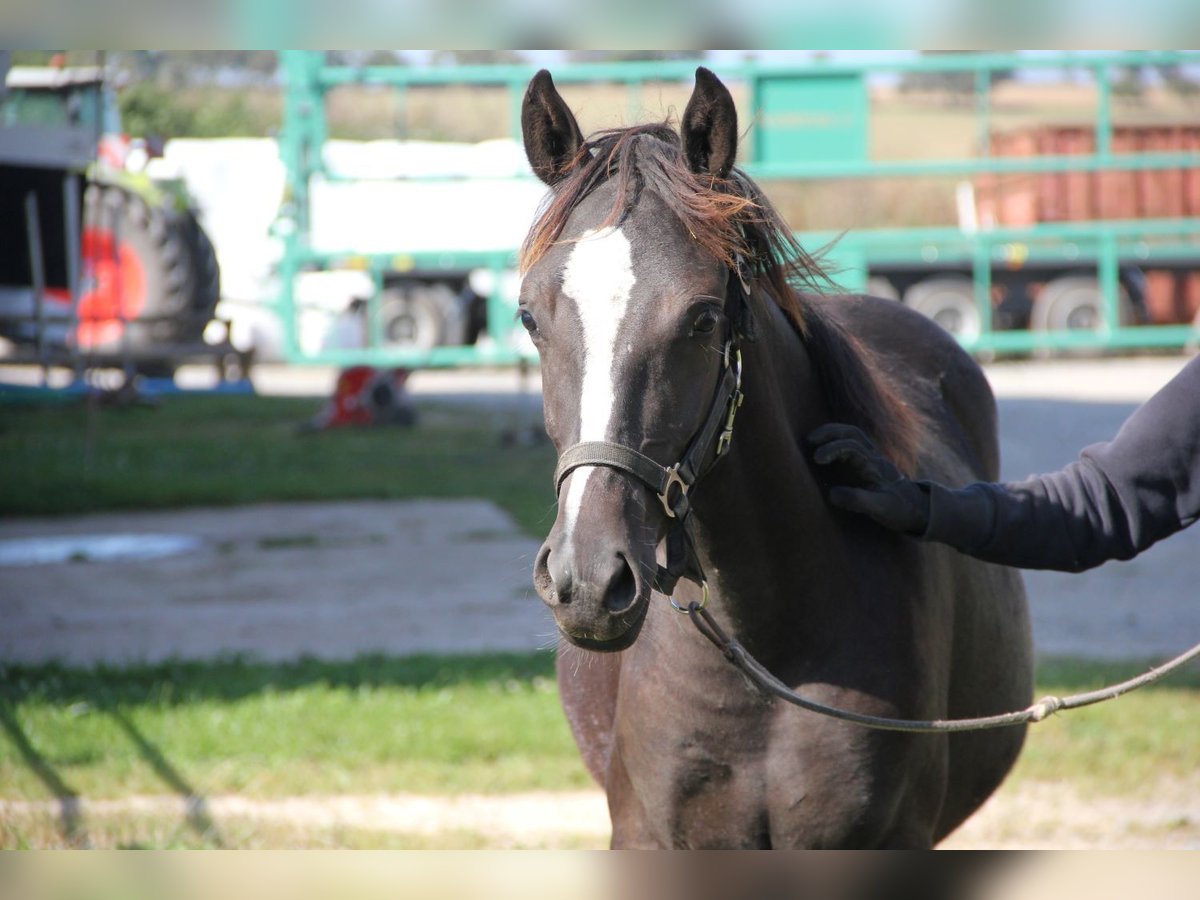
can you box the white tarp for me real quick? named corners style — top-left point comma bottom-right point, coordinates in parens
top-left (154, 136), bottom-right (544, 302)
top-left (149, 137), bottom-right (546, 354)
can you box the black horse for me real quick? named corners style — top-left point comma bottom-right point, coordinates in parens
top-left (519, 67), bottom-right (1033, 848)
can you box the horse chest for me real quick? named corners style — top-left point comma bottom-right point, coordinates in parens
top-left (608, 648), bottom-right (904, 848)
top-left (609, 658), bottom-right (786, 847)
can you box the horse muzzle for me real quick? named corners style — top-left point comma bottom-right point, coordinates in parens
top-left (533, 532), bottom-right (653, 652)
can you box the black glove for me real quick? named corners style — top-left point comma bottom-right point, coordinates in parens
top-left (806, 423), bottom-right (930, 536)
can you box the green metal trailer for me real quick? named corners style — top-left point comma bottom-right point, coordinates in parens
top-left (276, 50), bottom-right (1200, 366)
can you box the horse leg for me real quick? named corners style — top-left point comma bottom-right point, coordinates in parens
top-left (555, 647), bottom-right (620, 786)
top-left (605, 748), bottom-right (665, 848)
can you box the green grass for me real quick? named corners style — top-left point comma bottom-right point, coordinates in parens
top-left (0, 654), bottom-right (590, 801)
top-left (0, 395), bottom-right (557, 536)
top-left (2, 653), bottom-right (1197, 808)
top-left (1011, 657), bottom-right (1200, 795)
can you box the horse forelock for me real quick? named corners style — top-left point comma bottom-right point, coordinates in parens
top-left (520, 120), bottom-right (922, 476)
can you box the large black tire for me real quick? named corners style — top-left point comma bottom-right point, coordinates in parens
top-left (178, 209), bottom-right (221, 343)
top-left (80, 183), bottom-right (196, 352)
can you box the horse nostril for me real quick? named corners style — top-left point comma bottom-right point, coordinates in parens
top-left (603, 555), bottom-right (639, 615)
top-left (537, 544), bottom-right (573, 605)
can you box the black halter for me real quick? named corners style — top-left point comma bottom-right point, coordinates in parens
top-left (552, 258), bottom-right (755, 602)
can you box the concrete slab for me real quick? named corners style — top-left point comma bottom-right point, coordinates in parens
top-left (0, 500), bottom-right (552, 665)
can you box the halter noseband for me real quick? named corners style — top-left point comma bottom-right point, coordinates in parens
top-left (551, 259), bottom-right (754, 603)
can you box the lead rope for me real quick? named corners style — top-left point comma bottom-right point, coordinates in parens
top-left (679, 600), bottom-right (1200, 733)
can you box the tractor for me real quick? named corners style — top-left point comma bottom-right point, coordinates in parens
top-left (0, 54), bottom-right (221, 377)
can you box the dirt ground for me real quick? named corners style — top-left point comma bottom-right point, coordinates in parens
top-left (3, 355), bottom-right (1199, 848)
top-left (3, 775), bottom-right (1198, 848)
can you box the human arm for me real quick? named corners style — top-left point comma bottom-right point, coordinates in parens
top-left (808, 355), bottom-right (1200, 572)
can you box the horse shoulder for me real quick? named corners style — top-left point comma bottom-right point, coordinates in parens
top-left (815, 293), bottom-right (1001, 482)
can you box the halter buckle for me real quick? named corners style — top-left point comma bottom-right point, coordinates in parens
top-left (659, 465), bottom-right (690, 519)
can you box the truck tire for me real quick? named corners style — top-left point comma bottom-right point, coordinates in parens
top-left (77, 184), bottom-right (195, 353)
top-left (866, 276), bottom-right (900, 303)
top-left (1030, 276), bottom-right (1134, 334)
top-left (378, 282), bottom-right (467, 350)
top-left (903, 276), bottom-right (982, 341)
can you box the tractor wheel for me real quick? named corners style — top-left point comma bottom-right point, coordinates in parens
top-left (903, 276), bottom-right (982, 342)
top-left (76, 184), bottom-right (195, 353)
top-left (178, 209), bottom-right (221, 343)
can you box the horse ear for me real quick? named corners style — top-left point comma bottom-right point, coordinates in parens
top-left (522, 70), bottom-right (584, 186)
top-left (681, 67), bottom-right (738, 179)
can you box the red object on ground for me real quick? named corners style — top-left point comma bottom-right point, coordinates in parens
top-left (306, 366), bottom-right (416, 430)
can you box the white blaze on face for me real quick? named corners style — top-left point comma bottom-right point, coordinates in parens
top-left (560, 226), bottom-right (636, 537)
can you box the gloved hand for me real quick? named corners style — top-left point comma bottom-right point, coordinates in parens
top-left (806, 423), bottom-right (931, 536)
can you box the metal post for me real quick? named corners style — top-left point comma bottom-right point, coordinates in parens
top-left (63, 174), bottom-right (83, 375)
top-left (111, 194), bottom-right (134, 385)
top-left (508, 77), bottom-right (524, 142)
top-left (1095, 63), bottom-right (1113, 160)
top-left (1099, 233), bottom-right (1120, 335)
top-left (394, 84), bottom-right (408, 140)
top-left (368, 267), bottom-right (385, 349)
top-left (975, 67), bottom-right (992, 157)
top-left (973, 237), bottom-right (993, 341)
top-left (626, 78), bottom-right (644, 125)
top-left (23, 192), bottom-right (48, 383)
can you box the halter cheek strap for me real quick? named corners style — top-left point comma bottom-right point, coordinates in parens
top-left (551, 263), bottom-right (751, 599)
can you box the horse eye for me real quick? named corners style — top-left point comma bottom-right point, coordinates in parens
top-left (518, 309), bottom-right (538, 333)
top-left (690, 310), bottom-right (719, 336)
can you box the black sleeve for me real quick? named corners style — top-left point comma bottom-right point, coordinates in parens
top-left (921, 354), bottom-right (1200, 572)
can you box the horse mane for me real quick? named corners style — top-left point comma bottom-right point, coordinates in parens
top-left (520, 122), bottom-right (921, 474)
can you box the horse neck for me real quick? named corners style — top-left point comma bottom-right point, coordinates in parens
top-left (685, 295), bottom-right (845, 648)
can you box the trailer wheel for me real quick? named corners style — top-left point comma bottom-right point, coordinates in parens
top-left (1030, 276), bottom-right (1134, 334)
top-left (378, 283), bottom-right (467, 350)
top-left (866, 276), bottom-right (900, 303)
top-left (903, 276), bottom-right (981, 341)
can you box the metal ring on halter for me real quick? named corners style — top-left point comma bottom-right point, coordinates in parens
top-left (670, 580), bottom-right (709, 613)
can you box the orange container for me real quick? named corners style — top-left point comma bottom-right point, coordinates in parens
top-left (978, 124), bottom-right (1199, 225)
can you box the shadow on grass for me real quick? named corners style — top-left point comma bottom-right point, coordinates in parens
top-left (0, 652), bottom-right (559, 710)
top-left (106, 709), bottom-right (225, 848)
top-left (0, 702), bottom-right (89, 847)
top-left (0, 651), bottom-right (1194, 717)
top-left (0, 699), bottom-right (229, 847)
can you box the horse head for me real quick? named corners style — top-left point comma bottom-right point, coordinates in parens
top-left (520, 68), bottom-right (746, 651)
